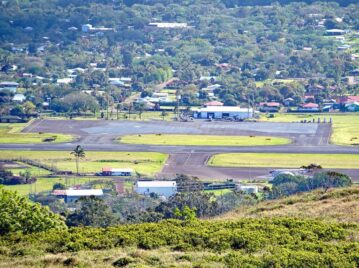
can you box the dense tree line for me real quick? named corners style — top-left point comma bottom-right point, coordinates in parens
top-left (270, 171), bottom-right (352, 198)
top-left (0, 167), bottom-right (36, 185)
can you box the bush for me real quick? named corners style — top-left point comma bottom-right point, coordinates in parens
top-left (0, 218), bottom-right (358, 267)
top-left (0, 187), bottom-right (66, 235)
top-left (113, 257), bottom-right (135, 267)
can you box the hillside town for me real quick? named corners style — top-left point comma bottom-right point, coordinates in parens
top-left (0, 0), bottom-right (359, 267)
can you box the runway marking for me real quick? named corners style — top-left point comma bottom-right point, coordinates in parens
top-left (24, 119), bottom-right (44, 133)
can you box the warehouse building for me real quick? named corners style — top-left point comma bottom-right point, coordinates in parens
top-left (135, 180), bottom-right (177, 197)
top-left (100, 167), bottom-right (133, 176)
top-left (194, 106), bottom-right (254, 119)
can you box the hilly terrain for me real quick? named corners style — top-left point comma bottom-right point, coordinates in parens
top-left (0, 186), bottom-right (358, 267)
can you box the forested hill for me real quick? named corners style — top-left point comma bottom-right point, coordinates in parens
top-left (0, 0), bottom-right (358, 111)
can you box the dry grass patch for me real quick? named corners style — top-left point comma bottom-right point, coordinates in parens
top-left (218, 186), bottom-right (359, 223)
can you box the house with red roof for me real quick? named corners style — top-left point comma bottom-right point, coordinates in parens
top-left (298, 102), bottom-right (320, 112)
top-left (203, 101), bottom-right (224, 107)
top-left (338, 95), bottom-right (359, 104)
top-left (259, 102), bottom-right (281, 112)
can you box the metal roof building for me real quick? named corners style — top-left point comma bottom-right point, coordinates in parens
top-left (194, 106), bottom-right (254, 119)
top-left (136, 180), bottom-right (177, 197)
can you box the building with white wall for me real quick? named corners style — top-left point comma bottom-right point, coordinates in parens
top-left (53, 189), bottom-right (104, 203)
top-left (194, 106), bottom-right (254, 119)
top-left (236, 185), bottom-right (259, 194)
top-left (135, 181), bottom-right (177, 197)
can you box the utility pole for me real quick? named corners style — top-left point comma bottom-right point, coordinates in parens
top-left (176, 94), bottom-right (181, 120)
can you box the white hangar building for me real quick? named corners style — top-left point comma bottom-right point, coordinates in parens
top-left (194, 106), bottom-right (254, 119)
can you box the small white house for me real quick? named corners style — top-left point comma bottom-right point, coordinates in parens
top-left (0, 81), bottom-right (19, 92)
top-left (56, 78), bottom-right (74, 84)
top-left (82, 24), bottom-right (93, 32)
top-left (236, 185), bottom-right (258, 194)
top-left (109, 78), bottom-right (125, 86)
top-left (148, 22), bottom-right (189, 29)
top-left (136, 180), bottom-right (177, 197)
top-left (53, 189), bottom-right (104, 203)
top-left (13, 94), bottom-right (26, 102)
top-left (194, 106), bottom-right (253, 119)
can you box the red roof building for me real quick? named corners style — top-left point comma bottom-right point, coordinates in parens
top-left (259, 102), bottom-right (281, 112)
top-left (338, 95), bottom-right (359, 104)
top-left (301, 102), bottom-right (319, 108)
top-left (259, 102), bottom-right (281, 107)
top-left (204, 101), bottom-right (224, 107)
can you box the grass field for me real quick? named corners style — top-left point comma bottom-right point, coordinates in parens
top-left (0, 123), bottom-right (74, 144)
top-left (3, 177), bottom-right (111, 196)
top-left (8, 162), bottom-right (52, 176)
top-left (120, 134), bottom-right (290, 146)
top-left (260, 113), bottom-right (359, 146)
top-left (208, 153), bottom-right (359, 169)
top-left (0, 151), bottom-right (168, 176)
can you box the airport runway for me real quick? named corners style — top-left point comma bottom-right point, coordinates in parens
top-left (1, 119), bottom-right (358, 180)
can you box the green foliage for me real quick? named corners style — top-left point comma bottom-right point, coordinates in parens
top-left (271, 171), bottom-right (352, 198)
top-left (0, 187), bottom-right (66, 235)
top-left (66, 196), bottom-right (115, 227)
top-left (52, 182), bottom-right (66, 190)
top-left (0, 217), bottom-right (358, 267)
top-left (174, 206), bottom-right (197, 222)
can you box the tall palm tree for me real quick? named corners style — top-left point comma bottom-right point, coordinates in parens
top-left (71, 145), bottom-right (85, 175)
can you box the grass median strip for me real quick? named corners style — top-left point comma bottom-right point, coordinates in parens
top-left (208, 153), bottom-right (359, 169)
top-left (260, 113), bottom-right (359, 146)
top-left (0, 151), bottom-right (168, 176)
top-left (0, 123), bottom-right (74, 143)
top-left (120, 134), bottom-right (290, 146)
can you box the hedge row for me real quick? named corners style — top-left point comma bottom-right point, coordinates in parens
top-left (0, 218), bottom-right (358, 264)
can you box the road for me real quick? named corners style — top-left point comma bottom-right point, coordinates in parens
top-left (1, 119), bottom-right (358, 180)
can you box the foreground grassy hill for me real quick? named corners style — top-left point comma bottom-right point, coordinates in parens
top-left (219, 186), bottom-right (359, 223)
top-left (1, 186), bottom-right (359, 267)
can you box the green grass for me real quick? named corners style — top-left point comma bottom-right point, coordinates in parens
top-left (0, 123), bottom-right (74, 144)
top-left (8, 162), bottom-right (52, 176)
top-left (0, 151), bottom-right (167, 176)
top-left (3, 177), bottom-right (109, 196)
top-left (204, 189), bottom-right (233, 196)
top-left (119, 134), bottom-right (290, 146)
top-left (208, 153), bottom-right (359, 169)
top-left (260, 113), bottom-right (359, 146)
top-left (255, 79), bottom-right (296, 87)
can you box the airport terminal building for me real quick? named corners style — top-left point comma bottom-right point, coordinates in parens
top-left (194, 106), bottom-right (254, 119)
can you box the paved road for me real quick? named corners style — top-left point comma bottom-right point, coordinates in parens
top-left (158, 152), bottom-right (359, 181)
top-left (1, 119), bottom-right (358, 180)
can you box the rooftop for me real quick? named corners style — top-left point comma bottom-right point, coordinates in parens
top-left (56, 189), bottom-right (104, 197)
top-left (148, 22), bottom-right (189, 28)
top-left (137, 180), bottom-right (177, 188)
top-left (0, 81), bottom-right (19, 86)
top-left (102, 167), bottom-right (133, 173)
top-left (259, 102), bottom-right (281, 107)
top-left (204, 101), bottom-right (224, 106)
top-left (197, 106), bottom-right (252, 112)
top-left (301, 103), bottom-right (319, 108)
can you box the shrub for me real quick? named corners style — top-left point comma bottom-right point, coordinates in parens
top-left (0, 187), bottom-right (66, 235)
top-left (113, 257), bottom-right (135, 267)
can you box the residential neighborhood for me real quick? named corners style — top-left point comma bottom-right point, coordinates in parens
top-left (0, 0), bottom-right (359, 266)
